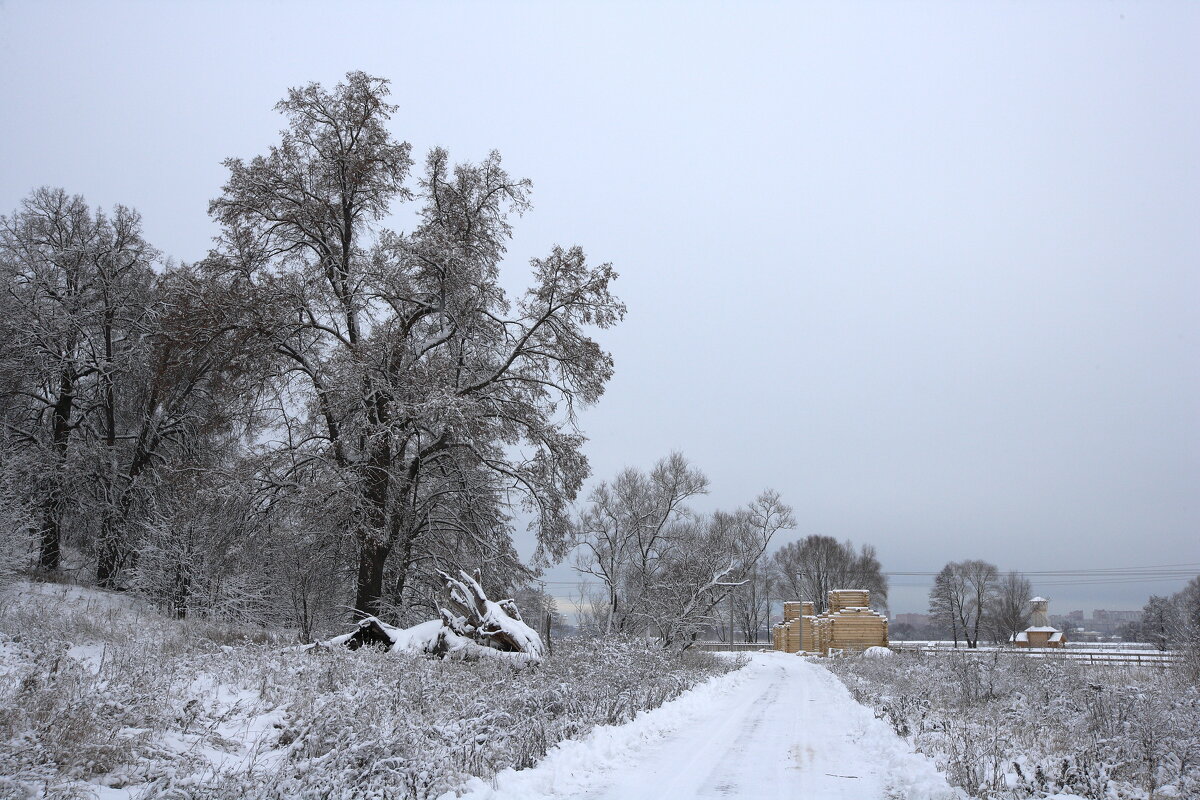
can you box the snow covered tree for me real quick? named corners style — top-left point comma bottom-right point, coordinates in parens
top-left (210, 71), bottom-right (623, 619)
top-left (572, 456), bottom-right (791, 645)
top-left (84, 256), bottom-right (265, 588)
top-left (769, 534), bottom-right (888, 613)
top-left (647, 492), bottom-right (794, 646)
top-left (1141, 594), bottom-right (1180, 651)
top-left (1174, 575), bottom-right (1200, 679)
top-left (0, 189), bottom-right (156, 573)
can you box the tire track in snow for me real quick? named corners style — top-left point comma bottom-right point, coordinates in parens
top-left (449, 654), bottom-right (960, 800)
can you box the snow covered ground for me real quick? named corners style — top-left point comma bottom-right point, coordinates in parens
top-left (0, 581), bottom-right (737, 799)
top-left (452, 652), bottom-right (962, 800)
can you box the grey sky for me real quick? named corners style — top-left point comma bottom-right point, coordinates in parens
top-left (1, 1), bottom-right (1196, 615)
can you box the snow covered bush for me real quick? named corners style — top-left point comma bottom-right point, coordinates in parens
top-left (173, 637), bottom-right (733, 799)
top-left (0, 583), bottom-right (737, 799)
top-left (827, 650), bottom-right (1200, 799)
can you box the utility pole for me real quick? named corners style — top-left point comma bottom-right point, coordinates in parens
top-left (796, 572), bottom-right (806, 654)
top-left (728, 592), bottom-right (734, 652)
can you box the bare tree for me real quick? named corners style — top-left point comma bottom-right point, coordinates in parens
top-left (571, 456), bottom-right (792, 644)
top-left (769, 535), bottom-right (888, 613)
top-left (644, 490), bottom-right (794, 646)
top-left (929, 565), bottom-right (961, 646)
top-left (572, 453), bottom-right (707, 633)
top-left (1141, 594), bottom-right (1179, 651)
top-left (929, 559), bottom-right (998, 648)
top-left (731, 563), bottom-right (773, 642)
top-left (988, 570), bottom-right (1031, 645)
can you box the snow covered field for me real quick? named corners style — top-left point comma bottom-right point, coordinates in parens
top-left (829, 649), bottom-right (1200, 799)
top-left (6, 581), bottom-right (1195, 799)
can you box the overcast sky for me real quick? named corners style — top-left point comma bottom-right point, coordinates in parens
top-left (2, 1), bottom-right (1197, 616)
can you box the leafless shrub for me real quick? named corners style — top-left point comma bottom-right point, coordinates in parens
top-left (828, 651), bottom-right (1200, 799)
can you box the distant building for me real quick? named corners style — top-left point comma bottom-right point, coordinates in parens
top-left (1013, 597), bottom-right (1065, 649)
top-left (1088, 609), bottom-right (1142, 635)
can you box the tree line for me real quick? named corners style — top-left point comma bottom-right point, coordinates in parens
top-left (0, 71), bottom-right (810, 647)
top-left (926, 560), bottom-right (1033, 647)
top-left (0, 72), bottom-right (624, 638)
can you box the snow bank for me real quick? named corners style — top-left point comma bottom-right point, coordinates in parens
top-left (862, 645), bottom-right (894, 659)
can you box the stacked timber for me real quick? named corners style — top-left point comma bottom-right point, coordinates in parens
top-left (784, 620), bottom-right (803, 653)
top-left (824, 606), bottom-right (888, 652)
top-left (827, 589), bottom-right (870, 613)
top-left (822, 589), bottom-right (888, 653)
top-left (814, 614), bottom-right (830, 654)
top-left (799, 613), bottom-right (819, 653)
top-left (777, 601), bottom-right (814, 653)
top-left (776, 594), bottom-right (887, 654)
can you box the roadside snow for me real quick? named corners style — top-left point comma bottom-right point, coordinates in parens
top-left (447, 652), bottom-right (962, 800)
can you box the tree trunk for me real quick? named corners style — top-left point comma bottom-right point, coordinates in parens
top-left (353, 422), bottom-right (392, 618)
top-left (355, 537), bottom-right (389, 618)
top-left (38, 498), bottom-right (61, 572)
top-left (96, 523), bottom-right (121, 588)
top-left (39, 370), bottom-right (75, 572)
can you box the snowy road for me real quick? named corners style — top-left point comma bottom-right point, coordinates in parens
top-left (451, 652), bottom-right (960, 800)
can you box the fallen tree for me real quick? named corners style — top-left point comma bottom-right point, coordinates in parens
top-left (324, 570), bottom-right (545, 666)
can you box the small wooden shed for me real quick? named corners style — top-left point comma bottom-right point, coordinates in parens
top-left (1013, 597), bottom-right (1065, 648)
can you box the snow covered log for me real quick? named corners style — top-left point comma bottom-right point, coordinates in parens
top-left (321, 570), bottom-right (544, 666)
top-left (435, 569), bottom-right (545, 659)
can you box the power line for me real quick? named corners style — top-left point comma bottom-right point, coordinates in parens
top-left (533, 561), bottom-right (1199, 589)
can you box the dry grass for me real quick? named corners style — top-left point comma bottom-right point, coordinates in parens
top-left (0, 579), bottom-right (737, 800)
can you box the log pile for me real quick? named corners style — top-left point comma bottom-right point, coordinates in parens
top-left (822, 603), bottom-right (888, 653)
top-left (827, 589), bottom-right (869, 612)
top-left (773, 601), bottom-right (818, 653)
top-left (773, 590), bottom-right (887, 655)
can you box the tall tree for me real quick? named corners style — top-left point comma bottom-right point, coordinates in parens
top-left (211, 71), bottom-right (624, 618)
top-left (769, 535), bottom-right (888, 613)
top-left (92, 260), bottom-right (268, 587)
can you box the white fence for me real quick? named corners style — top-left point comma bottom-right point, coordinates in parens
top-left (889, 641), bottom-right (1181, 668)
top-left (692, 641), bottom-right (769, 652)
